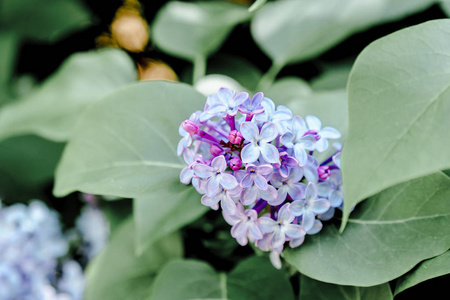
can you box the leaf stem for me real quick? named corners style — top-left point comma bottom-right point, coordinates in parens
top-left (256, 62), bottom-right (284, 91)
top-left (193, 55), bottom-right (206, 84)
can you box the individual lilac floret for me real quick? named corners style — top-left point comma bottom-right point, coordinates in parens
top-left (270, 167), bottom-right (306, 205)
top-left (239, 92), bottom-right (265, 121)
top-left (202, 87), bottom-right (249, 120)
top-left (201, 186), bottom-right (241, 215)
top-left (240, 122), bottom-right (279, 163)
top-left (255, 97), bottom-right (293, 134)
top-left (193, 155), bottom-right (238, 197)
top-left (222, 203), bottom-right (262, 246)
top-left (281, 116), bottom-right (316, 166)
top-left (257, 203), bottom-right (305, 248)
top-left (318, 170), bottom-right (343, 207)
top-left (274, 152), bottom-right (298, 178)
top-left (305, 115), bottom-right (341, 152)
top-left (228, 130), bottom-right (243, 144)
top-left (289, 183), bottom-right (330, 231)
top-left (240, 164), bottom-right (273, 190)
top-left (236, 167), bottom-right (278, 206)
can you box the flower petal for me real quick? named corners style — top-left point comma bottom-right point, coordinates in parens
top-left (260, 122), bottom-right (279, 142)
top-left (306, 220), bottom-right (323, 235)
top-left (285, 224), bottom-right (305, 239)
top-left (219, 173), bottom-right (238, 190)
top-left (330, 190), bottom-right (343, 207)
top-left (257, 217), bottom-right (277, 233)
top-left (180, 167), bottom-right (194, 184)
top-left (231, 221), bottom-right (247, 238)
top-left (211, 155), bottom-right (227, 172)
top-left (254, 174), bottom-right (268, 190)
top-left (221, 195), bottom-right (237, 215)
top-left (271, 229), bottom-right (286, 249)
top-left (289, 200), bottom-right (305, 217)
top-left (320, 126), bottom-right (341, 139)
top-left (248, 223), bottom-right (263, 240)
top-left (305, 182), bottom-right (318, 202)
top-left (240, 122), bottom-right (259, 142)
top-left (311, 198), bottom-right (331, 214)
top-left (193, 164), bottom-right (214, 178)
top-left (205, 176), bottom-right (220, 197)
top-left (260, 144), bottom-right (279, 164)
top-left (241, 143), bottom-right (260, 163)
top-left (301, 210), bottom-right (315, 232)
top-left (241, 185), bottom-right (258, 205)
top-left (278, 204), bottom-right (295, 223)
top-left (305, 115), bottom-right (321, 131)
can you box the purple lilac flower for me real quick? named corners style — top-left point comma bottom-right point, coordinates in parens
top-left (289, 183), bottom-right (331, 231)
top-left (280, 116), bottom-right (317, 166)
top-left (305, 115), bottom-right (341, 152)
top-left (178, 87), bottom-right (344, 257)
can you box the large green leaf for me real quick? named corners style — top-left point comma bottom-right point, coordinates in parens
top-left (0, 0), bottom-right (92, 42)
top-left (395, 250), bottom-right (450, 295)
top-left (0, 48), bottom-right (136, 142)
top-left (284, 172), bottom-right (450, 286)
top-left (85, 218), bottom-right (183, 300)
top-left (53, 81), bottom-right (205, 198)
top-left (150, 256), bottom-right (295, 300)
top-left (251, 0), bottom-right (434, 66)
top-left (152, 1), bottom-right (250, 62)
top-left (134, 179), bottom-right (207, 254)
top-left (0, 32), bottom-right (17, 93)
top-left (342, 20), bottom-right (450, 228)
top-left (299, 275), bottom-right (393, 300)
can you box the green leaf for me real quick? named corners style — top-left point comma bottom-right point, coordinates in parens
top-left (152, 1), bottom-right (250, 62)
top-left (0, 48), bottom-right (136, 142)
top-left (0, 31), bottom-right (17, 90)
top-left (53, 81), bottom-right (205, 198)
top-left (395, 250), bottom-right (450, 295)
top-left (250, 0), bottom-right (434, 66)
top-left (299, 275), bottom-right (393, 300)
top-left (284, 172), bottom-right (450, 286)
top-left (441, 0), bottom-right (450, 17)
top-left (342, 20), bottom-right (450, 228)
top-left (0, 0), bottom-right (92, 42)
top-left (311, 60), bottom-right (354, 91)
top-left (85, 218), bottom-right (183, 300)
top-left (134, 179), bottom-right (207, 254)
top-left (150, 256), bottom-right (295, 300)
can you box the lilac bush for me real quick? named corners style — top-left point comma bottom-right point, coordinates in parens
top-left (178, 87), bottom-right (343, 256)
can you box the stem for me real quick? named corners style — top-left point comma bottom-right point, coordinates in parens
top-left (256, 62), bottom-right (284, 91)
top-left (193, 55), bottom-right (206, 84)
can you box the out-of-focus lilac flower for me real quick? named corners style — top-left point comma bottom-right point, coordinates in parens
top-left (76, 205), bottom-right (110, 259)
top-left (239, 92), bottom-right (265, 120)
top-left (193, 155), bottom-right (238, 197)
top-left (222, 203), bottom-right (262, 246)
top-left (270, 167), bottom-right (306, 205)
top-left (317, 170), bottom-right (343, 207)
top-left (281, 116), bottom-right (316, 166)
top-left (258, 204), bottom-right (305, 248)
top-left (333, 151), bottom-right (341, 169)
top-left (305, 115), bottom-right (341, 152)
top-left (241, 122), bottom-right (279, 163)
top-left (289, 183), bottom-right (330, 231)
top-left (57, 260), bottom-right (85, 300)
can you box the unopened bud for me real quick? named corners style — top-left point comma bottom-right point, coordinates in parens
top-left (228, 130), bottom-right (243, 144)
top-left (182, 120), bottom-right (199, 135)
top-left (210, 144), bottom-right (224, 157)
top-left (304, 130), bottom-right (321, 141)
top-left (318, 166), bottom-right (331, 180)
top-left (229, 157), bottom-right (242, 171)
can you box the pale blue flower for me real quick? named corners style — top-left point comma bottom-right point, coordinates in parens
top-left (201, 186), bottom-right (241, 215)
top-left (193, 155), bottom-right (238, 197)
top-left (305, 115), bottom-right (341, 153)
top-left (257, 203), bottom-right (305, 249)
top-left (289, 183), bottom-right (330, 231)
top-left (317, 170), bottom-right (343, 207)
top-left (280, 116), bottom-right (316, 166)
top-left (254, 97), bottom-right (292, 134)
top-left (270, 167), bottom-right (306, 205)
top-left (239, 92), bottom-right (265, 119)
top-left (222, 203), bottom-right (262, 246)
top-left (201, 87), bottom-right (249, 121)
top-left (240, 122), bottom-right (279, 163)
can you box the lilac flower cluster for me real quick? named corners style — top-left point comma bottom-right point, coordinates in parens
top-left (178, 87), bottom-right (343, 256)
top-left (0, 201), bottom-right (85, 300)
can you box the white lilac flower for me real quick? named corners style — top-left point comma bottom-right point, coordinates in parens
top-left (280, 116), bottom-right (317, 166)
top-left (305, 115), bottom-right (341, 152)
top-left (178, 88), bottom-right (344, 256)
top-left (289, 183), bottom-right (330, 231)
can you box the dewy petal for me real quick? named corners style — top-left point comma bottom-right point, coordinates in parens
top-left (284, 224), bottom-right (305, 239)
top-left (320, 126), bottom-right (341, 139)
top-left (254, 174), bottom-right (268, 190)
top-left (257, 217), bottom-right (278, 233)
top-left (219, 173), bottom-right (238, 189)
top-left (260, 144), bottom-right (279, 164)
top-left (260, 122), bottom-right (279, 142)
top-left (305, 115), bottom-right (322, 131)
top-left (241, 143), bottom-right (260, 163)
top-left (193, 164), bottom-right (214, 178)
top-left (211, 155), bottom-right (227, 172)
top-left (311, 198), bottom-right (331, 214)
top-left (205, 176), bottom-right (220, 197)
top-left (221, 195), bottom-right (237, 216)
top-left (240, 122), bottom-right (259, 141)
top-left (271, 229), bottom-right (286, 248)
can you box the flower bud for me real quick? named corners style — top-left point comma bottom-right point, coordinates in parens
top-left (228, 130), bottom-right (243, 144)
top-left (210, 144), bottom-right (224, 157)
top-left (317, 166), bottom-right (331, 180)
top-left (304, 130), bottom-right (321, 141)
top-left (182, 120), bottom-right (199, 135)
top-left (229, 157), bottom-right (242, 171)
